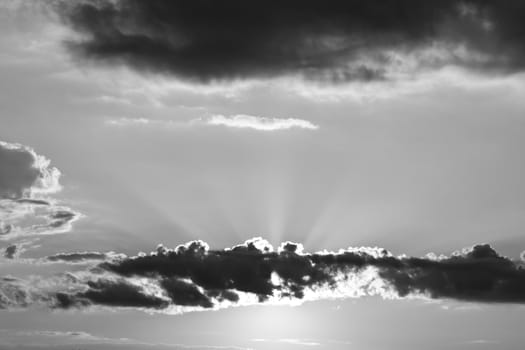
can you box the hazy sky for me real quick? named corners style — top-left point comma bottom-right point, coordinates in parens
top-left (1, 1), bottom-right (525, 349)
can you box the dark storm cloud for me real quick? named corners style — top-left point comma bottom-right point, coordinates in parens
top-left (46, 251), bottom-right (108, 263)
top-left (56, 0), bottom-right (525, 82)
top-left (99, 239), bottom-right (329, 302)
top-left (4, 245), bottom-right (17, 259)
top-left (79, 279), bottom-right (169, 309)
top-left (47, 239), bottom-right (524, 312)
top-left (160, 277), bottom-right (214, 308)
top-left (15, 199), bottom-right (50, 206)
top-left (4, 239), bottom-right (524, 312)
top-left (379, 244), bottom-right (525, 303)
top-left (0, 225), bottom-right (12, 236)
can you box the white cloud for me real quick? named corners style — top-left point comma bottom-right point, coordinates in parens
top-left (105, 117), bottom-right (194, 128)
top-left (206, 114), bottom-right (318, 131)
top-left (105, 114), bottom-right (319, 131)
top-left (106, 117), bottom-right (156, 126)
top-left (252, 338), bottom-right (321, 346)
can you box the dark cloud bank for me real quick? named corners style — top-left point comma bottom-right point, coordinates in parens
top-left (4, 238), bottom-right (522, 313)
top-left (56, 0), bottom-right (525, 82)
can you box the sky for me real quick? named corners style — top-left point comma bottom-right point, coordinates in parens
top-left (1, 1), bottom-right (525, 349)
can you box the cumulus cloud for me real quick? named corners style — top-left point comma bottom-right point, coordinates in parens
top-left (55, 0), bottom-right (525, 82)
top-left (2, 238), bottom-right (525, 313)
top-left (0, 141), bottom-right (80, 243)
top-left (0, 141), bottom-right (60, 199)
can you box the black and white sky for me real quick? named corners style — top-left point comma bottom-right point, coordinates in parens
top-left (1, 1), bottom-right (525, 349)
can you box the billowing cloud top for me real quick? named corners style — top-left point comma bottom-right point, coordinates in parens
top-left (56, 0), bottom-right (525, 82)
top-left (0, 141), bottom-right (60, 200)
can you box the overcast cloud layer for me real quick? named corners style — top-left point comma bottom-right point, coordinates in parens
top-left (2, 238), bottom-right (525, 313)
top-left (56, 0), bottom-right (525, 82)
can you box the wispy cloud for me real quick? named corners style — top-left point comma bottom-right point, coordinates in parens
top-left (252, 338), bottom-right (321, 346)
top-left (105, 117), bottom-right (194, 128)
top-left (0, 329), bottom-right (250, 349)
top-left (106, 115), bottom-right (319, 131)
top-left (205, 114), bottom-right (319, 131)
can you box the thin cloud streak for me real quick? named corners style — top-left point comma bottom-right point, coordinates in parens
top-left (105, 115), bottom-right (319, 131)
top-left (206, 115), bottom-right (319, 131)
top-left (0, 329), bottom-right (251, 350)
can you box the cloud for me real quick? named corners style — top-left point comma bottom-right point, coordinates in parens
top-left (0, 191), bottom-right (80, 241)
top-left (46, 251), bottom-right (119, 263)
top-left (252, 338), bottom-right (321, 347)
top-left (0, 275), bottom-right (67, 309)
top-left (0, 141), bottom-right (60, 199)
top-left (94, 239), bottom-right (525, 308)
top-left (0, 328), bottom-right (253, 350)
top-left (55, 0), bottom-right (525, 82)
top-left (105, 117), bottom-right (194, 128)
top-left (106, 117), bottom-right (155, 127)
top-left (206, 115), bottom-right (319, 131)
top-left (0, 329), bottom-right (128, 345)
top-left (105, 115), bottom-right (319, 131)
top-left (4, 245), bottom-right (17, 259)
top-left (3, 238), bottom-right (525, 313)
top-left (0, 141), bottom-right (81, 242)
top-left (78, 279), bottom-right (170, 309)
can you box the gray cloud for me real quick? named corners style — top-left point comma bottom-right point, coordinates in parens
top-left (0, 141), bottom-right (60, 200)
top-left (46, 251), bottom-right (111, 263)
top-left (3, 245), bottom-right (17, 259)
top-left (4, 238), bottom-right (524, 313)
top-left (56, 0), bottom-right (525, 82)
top-left (0, 141), bottom-right (80, 242)
top-left (78, 279), bottom-right (170, 309)
top-left (94, 239), bottom-right (525, 308)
